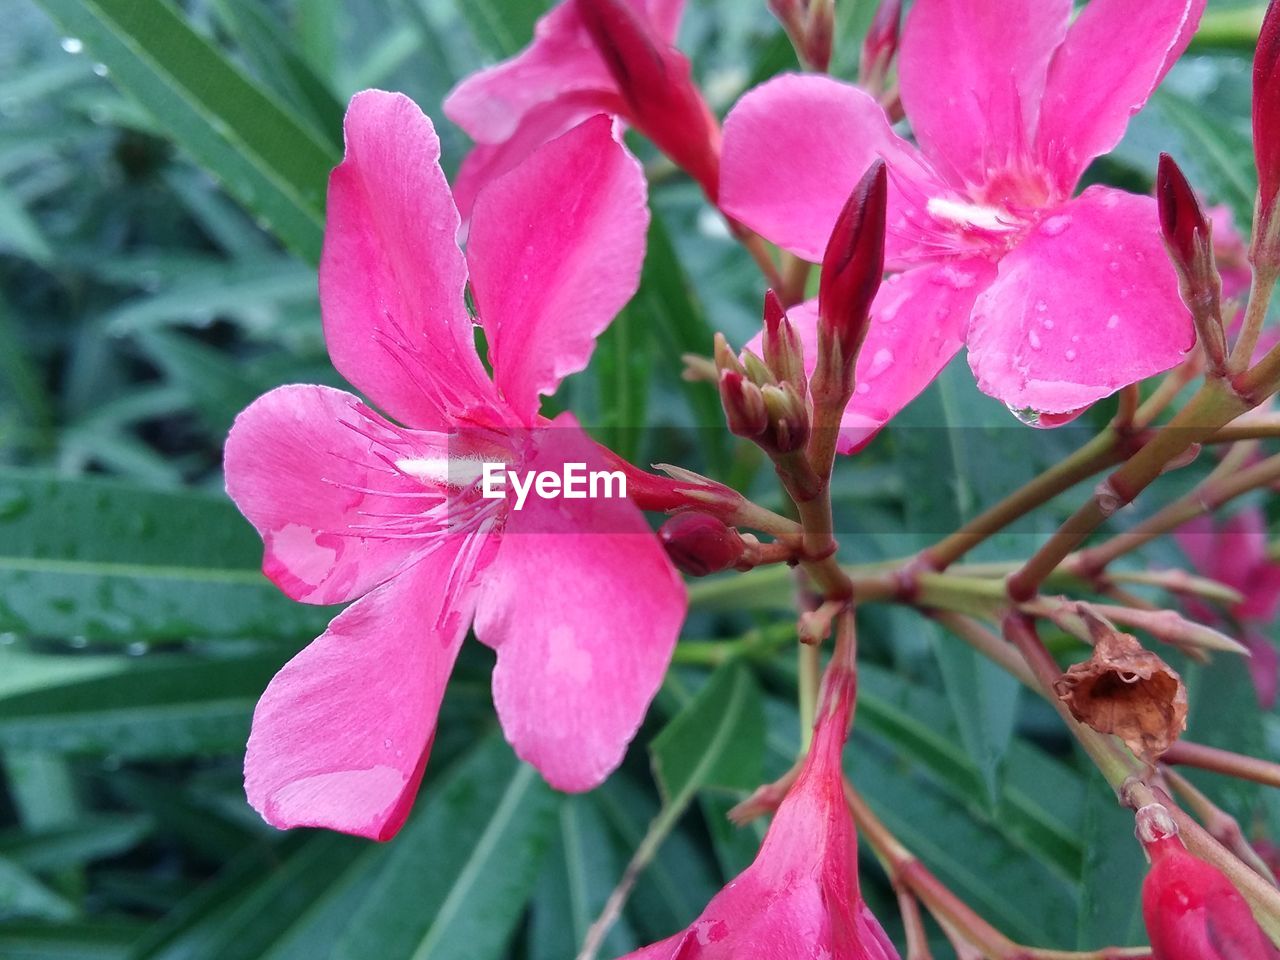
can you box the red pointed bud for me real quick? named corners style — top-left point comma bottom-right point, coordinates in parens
top-left (659, 512), bottom-right (746, 577)
top-left (767, 0), bottom-right (805, 34)
top-left (1157, 153), bottom-right (1227, 374)
top-left (1254, 1), bottom-right (1280, 269)
top-left (1138, 805), bottom-right (1279, 959)
top-left (759, 382), bottom-right (811, 454)
top-left (815, 160), bottom-right (887, 399)
top-left (719, 370), bottom-right (768, 438)
top-left (801, 0), bottom-right (834, 73)
top-left (576, 0), bottom-right (722, 199)
top-left (761, 289), bottom-right (807, 389)
top-left (859, 0), bottom-right (901, 92)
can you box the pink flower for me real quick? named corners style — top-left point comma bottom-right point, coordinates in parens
top-left (1177, 509), bottom-right (1280, 707)
top-left (223, 92), bottom-right (686, 840)
top-left (722, 0), bottom-right (1205, 439)
top-left (443, 0), bottom-right (715, 216)
top-left (614, 649), bottom-right (901, 960)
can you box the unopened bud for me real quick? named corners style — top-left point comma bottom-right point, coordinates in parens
top-left (741, 348), bottom-right (777, 387)
top-left (859, 0), bottom-right (901, 92)
top-left (760, 382), bottom-right (810, 454)
top-left (659, 512), bottom-right (746, 577)
top-left (719, 370), bottom-right (768, 438)
top-left (577, 0), bottom-right (722, 200)
top-left (1254, 1), bottom-right (1280, 270)
top-left (767, 0), bottom-right (805, 33)
top-left (714, 332), bottom-right (746, 377)
top-left (1157, 153), bottom-right (1226, 374)
top-left (801, 0), bottom-right (834, 73)
top-left (1140, 815), bottom-right (1278, 959)
top-left (816, 160), bottom-right (888, 399)
top-left (762, 289), bottom-right (806, 389)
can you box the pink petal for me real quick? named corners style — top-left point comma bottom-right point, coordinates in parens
top-left (451, 92), bottom-right (624, 221)
top-left (898, 0), bottom-right (1071, 188)
top-left (471, 414), bottom-right (685, 791)
top-left (321, 91), bottom-right (498, 430)
top-left (224, 384), bottom-right (442, 605)
top-left (444, 0), bottom-right (682, 146)
top-left (1245, 630), bottom-right (1280, 710)
top-left (720, 74), bottom-right (952, 267)
top-left (1036, 0), bottom-right (1206, 192)
top-left (443, 3), bottom-right (615, 145)
top-left (244, 552), bottom-right (480, 840)
top-left (467, 115), bottom-right (648, 423)
top-left (747, 262), bottom-right (995, 453)
top-left (966, 187), bottom-right (1193, 416)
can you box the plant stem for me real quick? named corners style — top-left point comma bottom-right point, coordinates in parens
top-left (1163, 740), bottom-right (1280, 788)
top-left (1230, 261), bottom-right (1280, 373)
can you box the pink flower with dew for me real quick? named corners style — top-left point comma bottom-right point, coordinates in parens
top-left (443, 0), bottom-right (713, 216)
top-left (1177, 509), bottom-right (1280, 707)
top-left (223, 92), bottom-right (685, 841)
top-left (722, 0), bottom-right (1205, 448)
top-left (614, 648), bottom-right (901, 960)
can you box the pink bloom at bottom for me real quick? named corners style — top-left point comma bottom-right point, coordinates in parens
top-left (615, 657), bottom-right (901, 960)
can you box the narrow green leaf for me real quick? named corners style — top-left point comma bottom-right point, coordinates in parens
top-left (0, 654), bottom-right (279, 757)
top-left (335, 735), bottom-right (558, 960)
top-left (456, 0), bottom-right (547, 58)
top-left (0, 921), bottom-right (141, 960)
top-left (0, 470), bottom-right (335, 643)
top-left (1154, 88), bottom-right (1258, 229)
top-left (651, 661), bottom-right (765, 804)
top-left (0, 857), bottom-right (77, 922)
top-left (31, 0), bottom-right (338, 262)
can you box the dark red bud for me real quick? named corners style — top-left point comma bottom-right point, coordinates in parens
top-left (761, 289), bottom-right (806, 388)
top-left (817, 160), bottom-right (888, 391)
top-left (576, 0), bottom-right (721, 200)
top-left (1139, 810), bottom-right (1279, 960)
top-left (860, 0), bottom-right (901, 90)
top-left (1158, 153), bottom-right (1209, 273)
top-left (1157, 153), bottom-right (1226, 373)
top-left (1255, 2), bottom-right (1280, 219)
top-left (659, 512), bottom-right (746, 577)
top-left (719, 370), bottom-right (768, 438)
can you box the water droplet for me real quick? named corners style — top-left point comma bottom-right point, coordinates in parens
top-left (1028, 329), bottom-right (1042, 350)
top-left (1108, 261), bottom-right (1120, 273)
top-left (1065, 348), bottom-right (1077, 361)
top-left (383, 738), bottom-right (392, 749)
top-left (1035, 300), bottom-right (1047, 313)
top-left (1107, 314), bottom-right (1121, 330)
top-left (92, 62), bottom-right (108, 77)
top-left (1042, 318), bottom-right (1054, 330)
top-left (932, 265), bottom-right (976, 289)
top-left (1071, 334), bottom-right (1081, 343)
top-left (1041, 215), bottom-right (1071, 237)
top-left (60, 37), bottom-right (83, 54)
top-left (856, 382), bottom-right (871, 395)
top-left (1005, 404), bottom-right (1042, 426)
top-left (865, 347), bottom-right (894, 378)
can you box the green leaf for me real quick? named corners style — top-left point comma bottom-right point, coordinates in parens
top-left (0, 470), bottom-right (336, 643)
top-left (651, 661), bottom-right (766, 804)
top-left (456, 0), bottom-right (547, 58)
top-left (0, 921), bottom-right (142, 960)
top-left (31, 0), bottom-right (339, 262)
top-left (0, 815), bottom-right (153, 873)
top-left (594, 301), bottom-right (652, 463)
top-left (528, 797), bottom-right (639, 960)
top-left (1153, 88), bottom-right (1258, 229)
top-left (335, 735), bottom-right (558, 960)
top-left (0, 653), bottom-right (279, 758)
top-left (1075, 769), bottom-right (1147, 948)
top-left (0, 857), bottom-right (77, 922)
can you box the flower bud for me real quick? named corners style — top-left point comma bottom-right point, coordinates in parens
top-left (1139, 806), bottom-right (1279, 959)
top-left (859, 0), bottom-right (902, 92)
top-left (740, 347), bottom-right (777, 388)
top-left (760, 382), bottom-right (811, 454)
top-left (719, 369), bottom-right (768, 438)
top-left (1157, 153), bottom-right (1226, 374)
top-left (815, 160), bottom-right (888, 399)
top-left (1253, 0), bottom-right (1280, 270)
top-left (576, 0), bottom-right (722, 200)
top-left (801, 0), bottom-right (834, 73)
top-left (761, 289), bottom-right (806, 389)
top-left (659, 512), bottom-right (746, 577)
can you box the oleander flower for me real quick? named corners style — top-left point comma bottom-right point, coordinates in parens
top-left (722, 0), bottom-right (1205, 437)
top-left (614, 643), bottom-right (901, 960)
top-left (444, 0), bottom-right (718, 215)
top-left (1177, 509), bottom-right (1280, 707)
top-left (223, 91), bottom-right (685, 840)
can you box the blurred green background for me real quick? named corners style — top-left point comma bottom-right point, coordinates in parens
top-left (0, 0), bottom-right (1276, 957)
